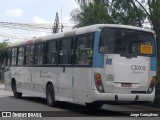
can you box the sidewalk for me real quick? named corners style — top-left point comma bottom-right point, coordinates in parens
top-left (0, 83), bottom-right (5, 90)
top-left (0, 83), bottom-right (13, 96)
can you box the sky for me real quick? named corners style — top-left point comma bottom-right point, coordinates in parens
top-left (0, 0), bottom-right (78, 42)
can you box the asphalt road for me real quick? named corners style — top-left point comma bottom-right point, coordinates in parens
top-left (0, 87), bottom-right (160, 120)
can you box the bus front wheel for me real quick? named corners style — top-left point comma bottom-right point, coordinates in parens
top-left (11, 80), bottom-right (22, 98)
top-left (46, 84), bottom-right (56, 107)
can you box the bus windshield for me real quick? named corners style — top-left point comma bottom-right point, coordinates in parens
top-left (99, 27), bottom-right (155, 56)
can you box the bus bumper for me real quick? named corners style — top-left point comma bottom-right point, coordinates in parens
top-left (90, 89), bottom-right (155, 103)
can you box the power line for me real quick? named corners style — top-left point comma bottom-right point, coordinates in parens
top-left (0, 21), bottom-right (75, 41)
top-left (0, 33), bottom-right (31, 40)
top-left (0, 22), bottom-right (74, 29)
top-left (0, 22), bottom-right (74, 33)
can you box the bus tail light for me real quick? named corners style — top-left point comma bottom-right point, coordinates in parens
top-left (147, 76), bottom-right (156, 94)
top-left (95, 74), bottom-right (101, 80)
top-left (97, 79), bottom-right (102, 86)
top-left (95, 73), bottom-right (104, 93)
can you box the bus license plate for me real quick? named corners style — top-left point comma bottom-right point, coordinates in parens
top-left (121, 83), bottom-right (132, 87)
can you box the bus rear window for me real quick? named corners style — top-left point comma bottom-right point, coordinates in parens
top-left (99, 28), bottom-right (155, 56)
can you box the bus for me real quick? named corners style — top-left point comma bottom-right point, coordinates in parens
top-left (4, 24), bottom-right (157, 108)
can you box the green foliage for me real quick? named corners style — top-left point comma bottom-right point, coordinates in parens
top-left (0, 42), bottom-right (7, 65)
top-left (71, 0), bottom-right (112, 28)
top-left (151, 0), bottom-right (160, 31)
top-left (0, 42), bottom-right (7, 53)
top-left (154, 79), bottom-right (160, 105)
top-left (110, 0), bottom-right (146, 27)
top-left (148, 0), bottom-right (160, 106)
top-left (72, 0), bottom-right (147, 27)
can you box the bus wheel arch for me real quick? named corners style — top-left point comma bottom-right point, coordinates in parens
top-left (11, 78), bottom-right (22, 98)
top-left (46, 82), bottom-right (57, 107)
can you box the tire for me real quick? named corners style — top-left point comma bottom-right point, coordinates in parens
top-left (86, 102), bottom-right (103, 109)
top-left (46, 84), bottom-right (56, 107)
top-left (12, 80), bottom-right (22, 98)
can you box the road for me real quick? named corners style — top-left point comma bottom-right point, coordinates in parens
top-left (0, 84), bottom-right (160, 120)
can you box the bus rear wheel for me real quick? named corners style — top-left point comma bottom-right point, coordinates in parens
top-left (11, 80), bottom-right (22, 98)
top-left (46, 84), bottom-right (56, 107)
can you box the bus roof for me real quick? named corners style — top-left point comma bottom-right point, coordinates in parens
top-left (8, 24), bottom-right (155, 47)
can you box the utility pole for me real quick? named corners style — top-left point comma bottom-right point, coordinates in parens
top-left (60, 23), bottom-right (64, 32)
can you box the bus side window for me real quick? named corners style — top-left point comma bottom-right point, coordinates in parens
top-left (25, 45), bottom-right (34, 65)
top-left (6, 48), bottom-right (11, 66)
top-left (34, 44), bottom-right (44, 65)
top-left (30, 45), bottom-right (34, 65)
top-left (25, 45), bottom-right (30, 65)
top-left (18, 46), bottom-right (24, 65)
top-left (75, 34), bottom-right (93, 65)
top-left (59, 38), bottom-right (73, 64)
top-left (46, 41), bottom-right (57, 64)
top-left (11, 47), bottom-right (18, 65)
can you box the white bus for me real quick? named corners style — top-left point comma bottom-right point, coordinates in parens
top-left (4, 24), bottom-right (157, 108)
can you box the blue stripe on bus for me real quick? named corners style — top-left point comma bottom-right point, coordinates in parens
top-left (93, 31), bottom-right (104, 68)
top-left (150, 57), bottom-right (157, 71)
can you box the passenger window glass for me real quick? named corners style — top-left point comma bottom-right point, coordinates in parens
top-left (18, 47), bottom-right (24, 65)
top-left (46, 41), bottom-right (57, 64)
top-left (6, 48), bottom-right (11, 66)
top-left (30, 45), bottom-right (34, 65)
top-left (25, 45), bottom-right (35, 65)
top-left (75, 34), bottom-right (93, 65)
top-left (34, 44), bottom-right (44, 65)
top-left (99, 28), bottom-right (155, 56)
top-left (11, 48), bottom-right (17, 65)
top-left (59, 38), bottom-right (73, 64)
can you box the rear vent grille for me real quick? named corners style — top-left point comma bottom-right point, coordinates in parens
top-left (131, 91), bottom-right (146, 94)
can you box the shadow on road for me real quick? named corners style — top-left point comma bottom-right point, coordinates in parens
top-left (19, 96), bottom-right (127, 117)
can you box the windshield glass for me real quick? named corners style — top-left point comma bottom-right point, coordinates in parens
top-left (99, 27), bottom-right (155, 56)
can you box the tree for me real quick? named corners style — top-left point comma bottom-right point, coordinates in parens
top-left (133, 0), bottom-right (160, 105)
top-left (75, 0), bottom-right (91, 4)
top-left (0, 42), bottom-right (7, 65)
top-left (71, 0), bottom-right (112, 28)
top-left (110, 0), bottom-right (147, 27)
top-left (52, 12), bottom-right (60, 33)
top-left (0, 42), bottom-right (7, 81)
